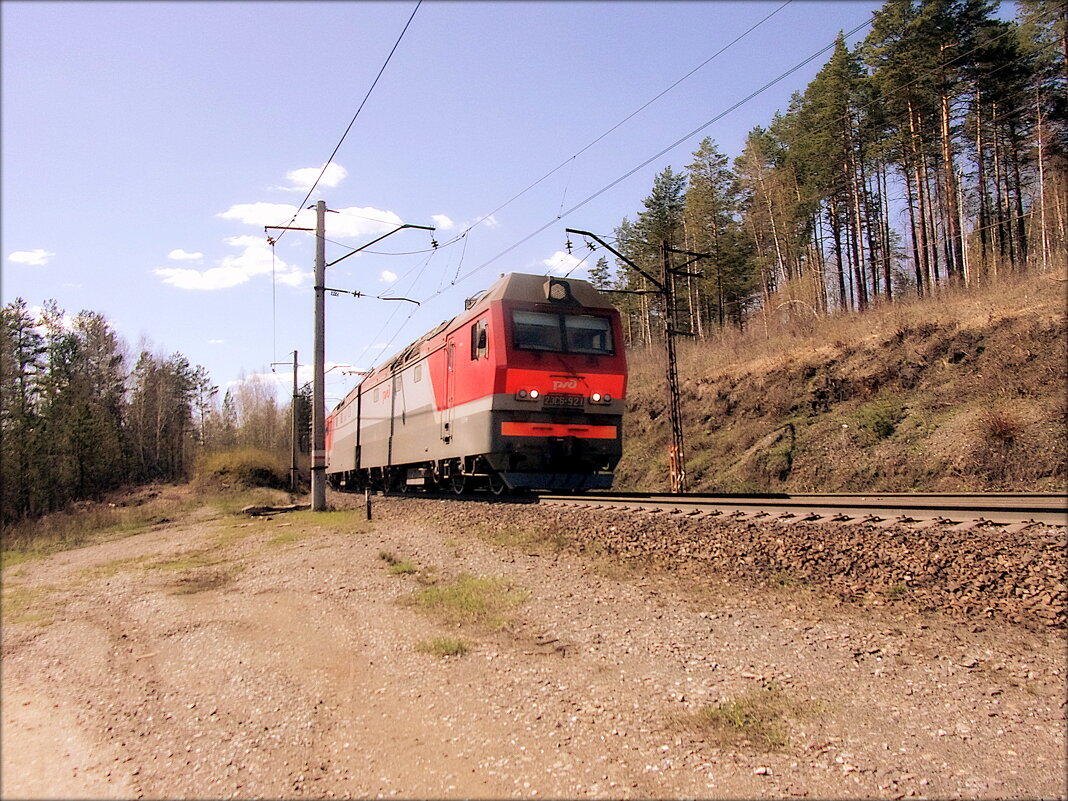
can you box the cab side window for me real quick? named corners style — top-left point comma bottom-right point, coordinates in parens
top-left (470, 318), bottom-right (488, 360)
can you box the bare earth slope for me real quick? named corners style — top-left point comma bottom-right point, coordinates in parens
top-left (2, 494), bottom-right (1065, 800)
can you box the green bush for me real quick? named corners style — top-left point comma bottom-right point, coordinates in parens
top-left (195, 448), bottom-right (288, 489)
top-left (853, 395), bottom-right (906, 441)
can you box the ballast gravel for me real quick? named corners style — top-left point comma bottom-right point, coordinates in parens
top-left (2, 492), bottom-right (1065, 800)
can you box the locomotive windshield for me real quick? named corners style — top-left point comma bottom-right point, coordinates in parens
top-left (512, 310), bottom-right (613, 355)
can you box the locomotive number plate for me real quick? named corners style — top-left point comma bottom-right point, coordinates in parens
top-left (543, 393), bottom-right (584, 408)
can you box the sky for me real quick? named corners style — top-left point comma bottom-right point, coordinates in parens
top-left (2, 0), bottom-right (886, 408)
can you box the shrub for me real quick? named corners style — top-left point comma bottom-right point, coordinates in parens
top-left (977, 406), bottom-right (1026, 445)
top-left (196, 448), bottom-right (288, 489)
top-left (853, 395), bottom-right (906, 441)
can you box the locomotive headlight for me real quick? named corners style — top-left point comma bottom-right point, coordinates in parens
top-left (517, 389), bottom-right (528, 400)
top-left (592, 393), bottom-right (602, 402)
top-left (529, 389), bottom-right (540, 400)
top-left (590, 392), bottom-right (612, 405)
top-left (516, 388), bottom-right (540, 401)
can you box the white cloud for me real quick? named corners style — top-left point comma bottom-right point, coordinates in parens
top-left (218, 202), bottom-right (402, 240)
top-left (279, 163), bottom-right (348, 192)
top-left (542, 250), bottom-right (583, 276)
top-left (431, 214), bottom-right (455, 231)
top-left (207, 339), bottom-right (225, 344)
top-left (218, 202), bottom-right (305, 229)
top-left (330, 207), bottom-right (404, 238)
top-left (167, 248), bottom-right (204, 262)
top-left (154, 237), bottom-right (309, 290)
top-left (477, 214), bottom-right (500, 229)
top-left (224, 235), bottom-right (265, 248)
top-left (379, 270), bottom-right (398, 283)
top-left (8, 249), bottom-right (55, 266)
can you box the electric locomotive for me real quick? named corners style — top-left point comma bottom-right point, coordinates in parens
top-left (326, 273), bottom-right (627, 493)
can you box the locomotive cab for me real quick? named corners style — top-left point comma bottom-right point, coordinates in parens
top-left (484, 275), bottom-right (627, 490)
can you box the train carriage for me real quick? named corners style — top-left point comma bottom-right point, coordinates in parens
top-left (326, 273), bottom-right (627, 493)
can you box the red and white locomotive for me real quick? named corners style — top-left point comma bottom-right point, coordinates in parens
top-left (325, 272), bottom-right (627, 493)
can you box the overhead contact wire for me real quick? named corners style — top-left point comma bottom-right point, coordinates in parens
top-left (450, 14), bottom-right (876, 288)
top-left (456, 0), bottom-right (792, 244)
top-left (268, 0), bottom-right (423, 245)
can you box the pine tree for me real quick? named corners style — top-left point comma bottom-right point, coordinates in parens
top-left (0, 299), bottom-right (46, 520)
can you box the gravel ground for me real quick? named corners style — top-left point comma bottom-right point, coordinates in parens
top-left (2, 492), bottom-right (1065, 800)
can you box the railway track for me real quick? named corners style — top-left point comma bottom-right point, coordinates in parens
top-left (536, 491), bottom-right (1068, 529)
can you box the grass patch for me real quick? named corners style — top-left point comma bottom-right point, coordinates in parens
top-left (851, 394), bottom-right (907, 442)
top-left (170, 567), bottom-right (240, 595)
top-left (470, 522), bottom-right (570, 553)
top-left (1, 549), bottom-right (40, 572)
top-left (145, 545), bottom-right (242, 595)
top-left (402, 573), bottom-right (528, 630)
top-left (78, 556), bottom-right (147, 582)
top-left (1, 498), bottom-right (186, 567)
top-left (769, 569), bottom-right (801, 589)
top-left (671, 686), bottom-right (815, 751)
top-left (0, 483), bottom-right (298, 575)
top-left (0, 584), bottom-right (59, 627)
top-left (266, 527), bottom-right (313, 548)
top-left (416, 636), bottom-right (470, 657)
top-left (379, 551), bottom-right (420, 575)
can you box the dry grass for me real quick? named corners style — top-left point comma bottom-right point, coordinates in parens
top-left (194, 447), bottom-right (289, 490)
top-left (402, 573), bottom-right (528, 630)
top-left (670, 685), bottom-right (817, 751)
top-left (0, 584), bottom-right (60, 627)
top-left (379, 550), bottom-right (420, 575)
top-left (619, 270), bottom-right (1067, 493)
top-left (0, 483), bottom-right (298, 573)
top-left (416, 636), bottom-right (470, 657)
top-left (470, 522), bottom-right (571, 553)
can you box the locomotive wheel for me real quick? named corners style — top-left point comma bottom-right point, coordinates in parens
top-left (486, 472), bottom-right (507, 496)
top-left (450, 473), bottom-right (467, 495)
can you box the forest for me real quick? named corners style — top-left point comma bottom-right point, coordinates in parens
top-left (590, 0), bottom-right (1066, 343)
top-left (2, 0), bottom-right (1064, 523)
top-left (0, 297), bottom-right (309, 523)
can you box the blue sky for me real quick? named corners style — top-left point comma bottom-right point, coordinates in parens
top-left (2, 0), bottom-right (884, 407)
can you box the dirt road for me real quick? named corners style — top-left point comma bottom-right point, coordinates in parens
top-left (2, 493), bottom-right (1065, 799)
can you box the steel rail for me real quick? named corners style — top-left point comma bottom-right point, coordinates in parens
top-left (536, 492), bottom-right (1067, 528)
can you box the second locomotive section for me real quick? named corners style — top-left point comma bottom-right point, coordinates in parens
top-left (326, 272), bottom-right (627, 493)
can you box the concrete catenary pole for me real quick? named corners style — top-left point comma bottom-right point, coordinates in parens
top-left (311, 200), bottom-right (327, 511)
top-left (290, 349), bottom-right (299, 492)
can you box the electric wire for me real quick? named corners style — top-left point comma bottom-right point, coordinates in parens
top-left (338, 6), bottom-right (1041, 381)
top-left (267, 0), bottom-right (423, 246)
top-left (450, 0), bottom-right (793, 246)
top-left (447, 15), bottom-right (877, 291)
top-left (446, 11), bottom-right (1033, 295)
top-left (351, 246), bottom-right (440, 372)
